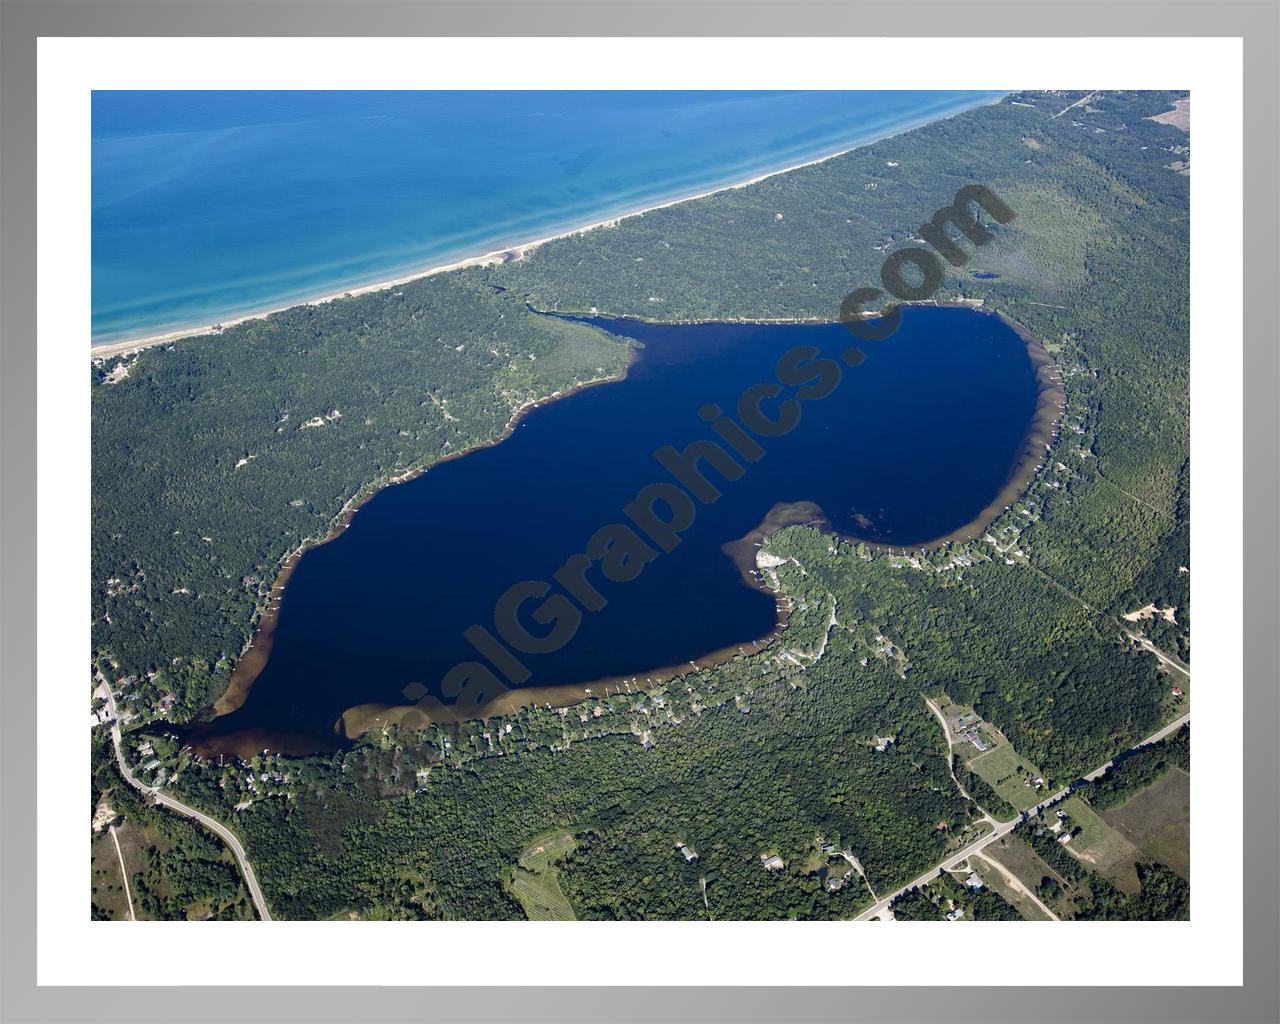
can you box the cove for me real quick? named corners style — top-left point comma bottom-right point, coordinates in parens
top-left (191, 305), bottom-right (1058, 756)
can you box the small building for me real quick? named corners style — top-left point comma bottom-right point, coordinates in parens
top-left (964, 873), bottom-right (984, 891)
top-left (1057, 832), bottom-right (1073, 844)
top-left (761, 855), bottom-right (785, 872)
top-left (946, 908), bottom-right (965, 922)
top-left (1171, 687), bottom-right (1184, 697)
top-left (680, 845), bottom-right (699, 863)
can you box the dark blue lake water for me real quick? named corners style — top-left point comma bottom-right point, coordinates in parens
top-left (200, 305), bottom-right (1042, 750)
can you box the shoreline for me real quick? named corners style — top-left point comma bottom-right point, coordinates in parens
top-left (194, 303), bottom-right (1062, 756)
top-left (338, 307), bottom-right (1064, 741)
top-left (197, 355), bottom-right (638, 734)
top-left (92, 94), bottom-right (1005, 358)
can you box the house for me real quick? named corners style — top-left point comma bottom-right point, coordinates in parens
top-left (761, 855), bottom-right (785, 872)
top-left (964, 873), bottom-right (984, 891)
top-left (946, 908), bottom-right (965, 922)
top-left (1171, 687), bottom-right (1184, 697)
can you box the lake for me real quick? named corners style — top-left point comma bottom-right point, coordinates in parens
top-left (194, 305), bottom-right (1054, 754)
top-left (91, 90), bottom-right (1002, 345)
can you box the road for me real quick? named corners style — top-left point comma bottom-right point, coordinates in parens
top-left (99, 685), bottom-right (272, 921)
top-left (924, 696), bottom-right (984, 812)
top-left (108, 823), bottom-right (136, 921)
top-left (971, 851), bottom-right (1060, 921)
top-left (854, 711), bottom-right (1191, 921)
top-left (1126, 632), bottom-right (1191, 682)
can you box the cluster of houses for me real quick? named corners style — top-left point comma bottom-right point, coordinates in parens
top-left (940, 872), bottom-right (986, 920)
top-left (951, 710), bottom-right (992, 752)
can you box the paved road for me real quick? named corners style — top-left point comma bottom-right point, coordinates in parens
top-left (100, 686), bottom-right (272, 921)
top-left (854, 711), bottom-right (1191, 921)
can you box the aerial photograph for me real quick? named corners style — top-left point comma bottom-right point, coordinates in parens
top-left (89, 88), bottom-right (1191, 923)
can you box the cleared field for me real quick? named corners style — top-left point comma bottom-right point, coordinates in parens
top-left (969, 854), bottom-right (1053, 921)
top-left (505, 828), bottom-right (578, 921)
top-left (90, 832), bottom-right (132, 920)
top-left (966, 743), bottom-right (1046, 812)
top-left (1101, 768), bottom-right (1190, 881)
top-left (985, 835), bottom-right (1079, 918)
top-left (1059, 796), bottom-right (1142, 893)
top-left (508, 868), bottom-right (575, 921)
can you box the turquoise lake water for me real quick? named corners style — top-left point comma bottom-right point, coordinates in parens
top-left (91, 90), bottom-right (1001, 344)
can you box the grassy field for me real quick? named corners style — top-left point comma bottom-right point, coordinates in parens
top-left (90, 830), bottom-right (133, 920)
top-left (1059, 796), bottom-right (1143, 893)
top-left (505, 828), bottom-right (579, 921)
top-left (1101, 768), bottom-right (1190, 881)
top-left (966, 743), bottom-right (1046, 813)
top-left (984, 835), bottom-right (1081, 918)
top-left (969, 854), bottom-right (1054, 921)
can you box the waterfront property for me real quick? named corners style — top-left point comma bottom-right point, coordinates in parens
top-left (197, 305), bottom-right (1048, 751)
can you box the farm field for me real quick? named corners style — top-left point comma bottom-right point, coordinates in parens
top-left (505, 829), bottom-right (579, 921)
top-left (1101, 768), bottom-right (1190, 880)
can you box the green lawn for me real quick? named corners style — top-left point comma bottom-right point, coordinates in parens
top-left (1059, 796), bottom-right (1143, 892)
top-left (966, 743), bottom-right (1046, 812)
top-left (1059, 796), bottom-right (1107, 853)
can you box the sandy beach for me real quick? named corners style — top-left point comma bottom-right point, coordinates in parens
top-left (91, 96), bottom-right (1004, 360)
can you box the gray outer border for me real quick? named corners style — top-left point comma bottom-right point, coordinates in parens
top-left (1, 2), bottom-right (1275, 1022)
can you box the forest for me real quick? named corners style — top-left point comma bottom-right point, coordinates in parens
top-left (92, 281), bottom-right (628, 721)
top-left (94, 89), bottom-right (1191, 920)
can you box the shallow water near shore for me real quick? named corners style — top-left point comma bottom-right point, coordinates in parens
top-left (91, 90), bottom-right (1002, 345)
top-left (191, 305), bottom-right (1055, 756)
